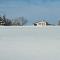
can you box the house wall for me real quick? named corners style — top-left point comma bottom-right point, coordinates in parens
top-left (34, 22), bottom-right (47, 27)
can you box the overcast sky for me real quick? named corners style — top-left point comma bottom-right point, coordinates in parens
top-left (0, 0), bottom-right (60, 25)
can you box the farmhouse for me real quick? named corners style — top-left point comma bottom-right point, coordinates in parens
top-left (33, 20), bottom-right (48, 27)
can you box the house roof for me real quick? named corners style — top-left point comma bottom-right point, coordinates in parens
top-left (33, 20), bottom-right (47, 24)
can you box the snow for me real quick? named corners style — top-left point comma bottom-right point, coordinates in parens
top-left (0, 26), bottom-right (60, 60)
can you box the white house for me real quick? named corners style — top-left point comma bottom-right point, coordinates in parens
top-left (33, 20), bottom-right (48, 27)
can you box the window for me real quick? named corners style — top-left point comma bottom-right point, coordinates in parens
top-left (34, 23), bottom-right (37, 26)
top-left (39, 23), bottom-right (41, 25)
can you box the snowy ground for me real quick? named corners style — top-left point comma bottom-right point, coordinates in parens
top-left (0, 26), bottom-right (60, 60)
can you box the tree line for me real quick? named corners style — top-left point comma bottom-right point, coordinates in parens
top-left (0, 15), bottom-right (60, 26)
top-left (0, 15), bottom-right (27, 26)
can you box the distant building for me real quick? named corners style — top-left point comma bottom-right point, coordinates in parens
top-left (33, 20), bottom-right (48, 27)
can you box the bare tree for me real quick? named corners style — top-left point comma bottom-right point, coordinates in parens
top-left (3, 15), bottom-right (12, 26)
top-left (12, 17), bottom-right (27, 26)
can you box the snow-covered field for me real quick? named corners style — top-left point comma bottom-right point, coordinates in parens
top-left (0, 26), bottom-right (60, 60)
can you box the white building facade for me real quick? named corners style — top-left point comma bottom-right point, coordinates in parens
top-left (33, 20), bottom-right (48, 27)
